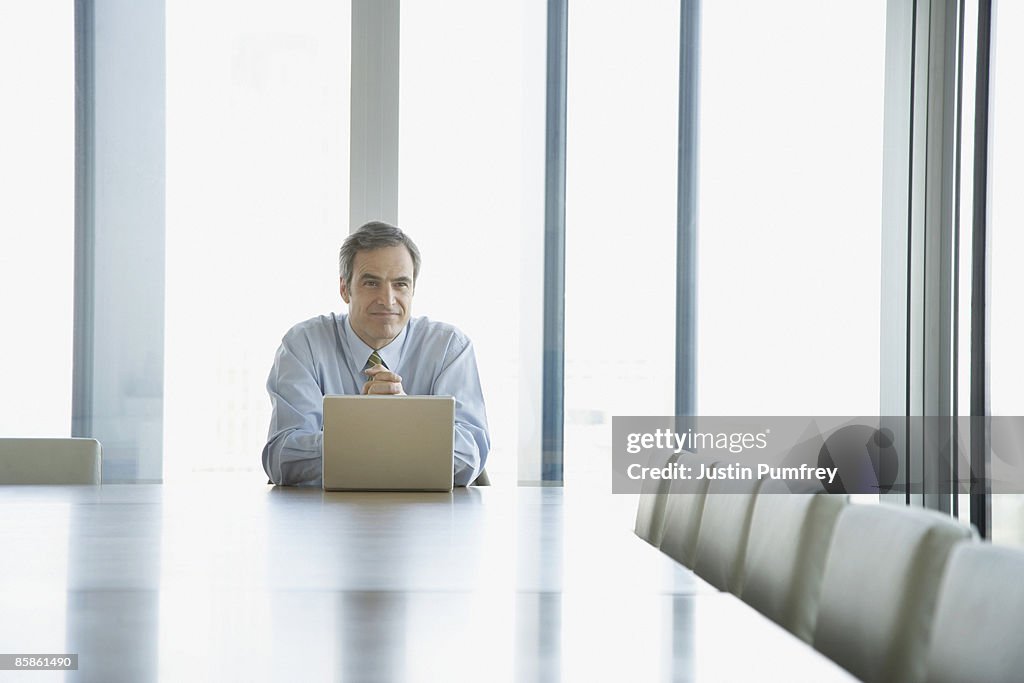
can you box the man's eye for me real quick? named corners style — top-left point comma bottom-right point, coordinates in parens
top-left (364, 281), bottom-right (378, 287)
top-left (395, 282), bottom-right (409, 289)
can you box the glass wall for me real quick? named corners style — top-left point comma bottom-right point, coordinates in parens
top-left (164, 1), bottom-right (350, 478)
top-left (563, 0), bottom-right (681, 490)
top-left (988, 1), bottom-right (1024, 547)
top-left (0, 3), bottom-right (75, 437)
top-left (697, 1), bottom-right (886, 417)
top-left (399, 0), bottom-right (546, 485)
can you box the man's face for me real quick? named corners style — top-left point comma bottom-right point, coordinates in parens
top-left (340, 245), bottom-right (415, 350)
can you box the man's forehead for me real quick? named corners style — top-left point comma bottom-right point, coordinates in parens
top-left (353, 246), bottom-right (414, 276)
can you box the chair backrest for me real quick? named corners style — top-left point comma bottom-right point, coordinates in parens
top-left (0, 438), bottom-right (102, 484)
top-left (923, 543), bottom-right (1024, 683)
top-left (740, 492), bottom-right (847, 642)
top-left (634, 449), bottom-right (681, 546)
top-left (657, 455), bottom-right (719, 567)
top-left (690, 474), bottom-right (766, 593)
top-left (813, 503), bottom-right (975, 683)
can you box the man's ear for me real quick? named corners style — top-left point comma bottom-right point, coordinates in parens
top-left (339, 277), bottom-right (350, 304)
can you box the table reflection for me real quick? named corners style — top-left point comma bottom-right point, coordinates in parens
top-left (0, 482), bottom-right (851, 682)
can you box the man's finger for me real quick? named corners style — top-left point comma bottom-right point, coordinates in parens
top-left (364, 367), bottom-right (402, 384)
top-left (366, 381), bottom-right (403, 395)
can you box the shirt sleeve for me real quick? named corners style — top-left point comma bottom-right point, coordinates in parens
top-left (433, 334), bottom-right (491, 486)
top-left (262, 331), bottom-right (324, 486)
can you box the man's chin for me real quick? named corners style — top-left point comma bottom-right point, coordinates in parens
top-left (372, 323), bottom-right (402, 343)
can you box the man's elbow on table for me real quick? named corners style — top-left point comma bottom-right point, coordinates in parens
top-left (262, 437), bottom-right (322, 486)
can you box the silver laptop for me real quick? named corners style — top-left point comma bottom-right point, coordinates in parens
top-left (322, 395), bottom-right (455, 491)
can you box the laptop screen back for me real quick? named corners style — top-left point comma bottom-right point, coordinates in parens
top-left (322, 395), bottom-right (455, 491)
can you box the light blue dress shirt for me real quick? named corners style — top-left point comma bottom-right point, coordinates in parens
top-left (262, 313), bottom-right (490, 486)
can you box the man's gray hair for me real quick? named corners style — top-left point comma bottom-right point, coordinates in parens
top-left (339, 221), bottom-right (422, 288)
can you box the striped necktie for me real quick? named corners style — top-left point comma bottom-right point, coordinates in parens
top-left (367, 350), bottom-right (386, 369)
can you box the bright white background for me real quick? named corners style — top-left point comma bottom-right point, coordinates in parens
top-left (564, 0), bottom-right (680, 488)
top-left (697, 1), bottom-right (885, 417)
top-left (989, 2), bottom-right (1024, 418)
top-left (0, 2), bottom-right (74, 437)
top-left (13, 4), bottom-right (1017, 530)
top-left (989, 0), bottom-right (1024, 545)
top-left (164, 0), bottom-right (350, 479)
top-left (398, 0), bottom-right (545, 486)
top-left (1, 2), bottom-right (886, 483)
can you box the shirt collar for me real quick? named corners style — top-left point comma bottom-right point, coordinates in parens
top-left (343, 315), bottom-right (408, 371)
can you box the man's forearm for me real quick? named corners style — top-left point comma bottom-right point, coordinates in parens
top-left (453, 421), bottom-right (489, 486)
top-left (263, 429), bottom-right (323, 485)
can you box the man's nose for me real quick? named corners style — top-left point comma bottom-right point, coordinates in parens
top-left (379, 284), bottom-right (396, 305)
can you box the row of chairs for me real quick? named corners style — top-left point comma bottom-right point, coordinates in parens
top-left (634, 450), bottom-right (1023, 683)
top-left (0, 438), bottom-right (102, 484)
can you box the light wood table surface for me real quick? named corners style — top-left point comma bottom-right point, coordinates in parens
top-left (0, 480), bottom-right (857, 682)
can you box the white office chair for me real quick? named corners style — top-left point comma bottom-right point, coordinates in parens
top-left (739, 491), bottom-right (847, 642)
top-left (657, 456), bottom-right (719, 567)
top-left (813, 503), bottom-right (975, 683)
top-left (634, 448), bottom-right (682, 546)
top-left (691, 475), bottom-right (767, 594)
top-left (0, 438), bottom-right (102, 484)
top-left (923, 543), bottom-right (1024, 683)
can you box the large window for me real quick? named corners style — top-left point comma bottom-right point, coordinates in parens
top-left (164, 1), bottom-right (350, 478)
top-left (564, 0), bottom-right (680, 488)
top-left (0, 3), bottom-right (75, 437)
top-left (697, 2), bottom-right (886, 416)
top-left (399, 0), bottom-right (546, 485)
top-left (988, 1), bottom-right (1024, 547)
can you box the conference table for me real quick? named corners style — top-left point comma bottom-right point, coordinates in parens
top-left (0, 479), bottom-right (857, 682)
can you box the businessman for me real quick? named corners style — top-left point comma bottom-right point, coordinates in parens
top-left (262, 221), bottom-right (490, 486)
